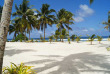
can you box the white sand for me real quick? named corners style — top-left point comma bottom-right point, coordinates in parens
top-left (3, 41), bottom-right (110, 74)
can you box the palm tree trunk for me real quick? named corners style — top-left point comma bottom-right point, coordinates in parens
top-left (68, 24), bottom-right (69, 36)
top-left (29, 31), bottom-right (30, 40)
top-left (44, 24), bottom-right (45, 41)
top-left (0, 0), bottom-right (13, 73)
top-left (91, 41), bottom-right (92, 45)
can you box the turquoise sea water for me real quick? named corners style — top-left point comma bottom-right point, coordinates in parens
top-left (7, 36), bottom-right (109, 41)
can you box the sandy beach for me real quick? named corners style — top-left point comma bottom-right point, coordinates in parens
top-left (3, 41), bottom-right (110, 74)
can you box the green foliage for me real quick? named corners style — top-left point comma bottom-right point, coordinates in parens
top-left (10, 40), bottom-right (15, 42)
top-left (49, 36), bottom-right (54, 43)
top-left (40, 34), bottom-right (43, 40)
top-left (54, 30), bottom-right (60, 42)
top-left (15, 34), bottom-right (28, 41)
top-left (68, 37), bottom-right (71, 44)
top-left (97, 36), bottom-right (103, 42)
top-left (31, 38), bottom-right (33, 42)
top-left (87, 34), bottom-right (95, 45)
top-left (20, 39), bottom-right (22, 42)
top-left (70, 35), bottom-right (76, 41)
top-left (75, 35), bottom-right (81, 43)
top-left (3, 62), bottom-right (36, 74)
top-left (87, 34), bottom-right (95, 41)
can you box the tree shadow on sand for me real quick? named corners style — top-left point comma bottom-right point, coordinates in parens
top-left (4, 49), bottom-right (36, 56)
top-left (25, 52), bottom-right (110, 74)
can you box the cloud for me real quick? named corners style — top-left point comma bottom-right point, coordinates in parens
top-left (74, 17), bottom-right (84, 22)
top-left (74, 4), bottom-right (94, 23)
top-left (38, 31), bottom-right (43, 34)
top-left (82, 29), bottom-right (88, 32)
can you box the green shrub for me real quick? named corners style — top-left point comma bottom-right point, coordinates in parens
top-left (97, 35), bottom-right (103, 44)
top-left (49, 36), bottom-right (53, 43)
top-left (76, 35), bottom-right (81, 43)
top-left (70, 35), bottom-right (76, 41)
top-left (31, 38), bottom-right (33, 42)
top-left (3, 62), bottom-right (36, 74)
top-left (68, 37), bottom-right (71, 44)
top-left (20, 39), bottom-right (22, 42)
top-left (10, 40), bottom-right (15, 42)
top-left (15, 34), bottom-right (28, 41)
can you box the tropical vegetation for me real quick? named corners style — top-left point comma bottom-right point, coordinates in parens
top-left (97, 35), bottom-right (103, 44)
top-left (3, 62), bottom-right (36, 74)
top-left (87, 34), bottom-right (96, 45)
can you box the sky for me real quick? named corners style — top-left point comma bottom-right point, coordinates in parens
top-left (0, 0), bottom-right (110, 39)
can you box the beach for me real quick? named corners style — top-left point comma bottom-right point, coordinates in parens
top-left (3, 41), bottom-right (110, 74)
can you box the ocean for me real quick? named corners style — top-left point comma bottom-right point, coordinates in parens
top-left (7, 36), bottom-right (109, 41)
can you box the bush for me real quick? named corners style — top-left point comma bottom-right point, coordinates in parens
top-left (3, 62), bottom-right (36, 74)
top-left (68, 37), bottom-right (71, 44)
top-left (10, 40), bottom-right (15, 42)
top-left (20, 39), bottom-right (22, 42)
top-left (31, 38), bottom-right (33, 42)
top-left (15, 34), bottom-right (28, 41)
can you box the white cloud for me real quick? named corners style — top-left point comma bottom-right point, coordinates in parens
top-left (38, 31), bottom-right (43, 34)
top-left (89, 28), bottom-right (95, 31)
top-left (78, 4), bottom-right (94, 17)
top-left (82, 29), bottom-right (88, 32)
top-left (74, 17), bottom-right (84, 22)
top-left (74, 4), bottom-right (94, 23)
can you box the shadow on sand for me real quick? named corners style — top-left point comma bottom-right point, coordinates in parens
top-left (4, 49), bottom-right (36, 56)
top-left (25, 52), bottom-right (110, 74)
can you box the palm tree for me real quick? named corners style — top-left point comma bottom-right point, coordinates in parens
top-left (12, 0), bottom-right (37, 40)
top-left (71, 35), bottom-right (76, 41)
top-left (103, 11), bottom-right (110, 32)
top-left (49, 35), bottom-right (54, 43)
top-left (36, 4), bottom-right (56, 41)
top-left (0, 0), bottom-right (13, 73)
top-left (75, 35), bottom-right (81, 43)
top-left (65, 11), bottom-right (74, 36)
top-left (54, 30), bottom-right (60, 42)
top-left (97, 36), bottom-right (103, 44)
top-left (60, 29), bottom-right (68, 42)
top-left (87, 34), bottom-right (95, 45)
top-left (0, 6), bottom-right (3, 21)
top-left (56, 9), bottom-right (73, 41)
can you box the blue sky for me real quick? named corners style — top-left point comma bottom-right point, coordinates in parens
top-left (1, 0), bottom-right (110, 39)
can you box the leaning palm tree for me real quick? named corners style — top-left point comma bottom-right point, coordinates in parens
top-left (12, 0), bottom-right (37, 40)
top-left (0, 6), bottom-right (3, 21)
top-left (36, 4), bottom-right (56, 41)
top-left (87, 34), bottom-right (96, 45)
top-left (97, 35), bottom-right (103, 44)
top-left (0, 0), bottom-right (13, 73)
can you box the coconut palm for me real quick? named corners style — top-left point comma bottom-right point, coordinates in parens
top-left (12, 0), bottom-right (37, 40)
top-left (65, 11), bottom-right (74, 35)
top-left (103, 11), bottom-right (110, 32)
top-left (49, 35), bottom-right (54, 43)
top-left (71, 35), bottom-right (76, 41)
top-left (75, 35), bottom-right (81, 43)
top-left (56, 9), bottom-right (73, 41)
top-left (97, 36), bottom-right (103, 44)
top-left (9, 17), bottom-right (23, 40)
top-left (54, 30), bottom-right (60, 42)
top-left (0, 6), bottom-right (3, 21)
top-left (87, 34), bottom-right (95, 45)
top-left (60, 29), bottom-right (68, 42)
top-left (0, 0), bottom-right (13, 73)
top-left (36, 4), bottom-right (56, 41)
